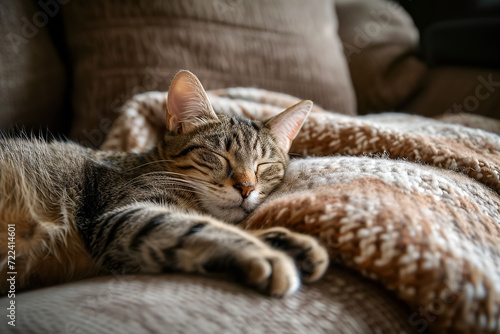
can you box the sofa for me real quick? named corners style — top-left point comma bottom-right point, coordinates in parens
top-left (1, 1), bottom-right (499, 333)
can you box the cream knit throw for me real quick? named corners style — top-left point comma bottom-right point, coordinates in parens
top-left (102, 88), bottom-right (500, 334)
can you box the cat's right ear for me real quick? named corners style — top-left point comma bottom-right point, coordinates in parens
top-left (265, 100), bottom-right (312, 153)
top-left (166, 70), bottom-right (219, 134)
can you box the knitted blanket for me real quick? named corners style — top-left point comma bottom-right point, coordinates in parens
top-left (102, 89), bottom-right (500, 334)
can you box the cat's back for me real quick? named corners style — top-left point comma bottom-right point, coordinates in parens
top-left (0, 138), bottom-right (88, 201)
top-left (0, 138), bottom-right (100, 292)
top-left (0, 137), bottom-right (89, 222)
top-left (1, 137), bottom-right (86, 173)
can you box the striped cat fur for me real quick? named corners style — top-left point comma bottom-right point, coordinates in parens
top-left (0, 71), bottom-right (328, 296)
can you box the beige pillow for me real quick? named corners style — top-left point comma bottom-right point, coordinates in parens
top-left (62, 0), bottom-right (356, 147)
top-left (336, 0), bottom-right (426, 113)
top-left (0, 0), bottom-right (66, 133)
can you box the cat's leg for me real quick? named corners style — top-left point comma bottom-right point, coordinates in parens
top-left (247, 227), bottom-right (329, 283)
top-left (86, 203), bottom-right (300, 296)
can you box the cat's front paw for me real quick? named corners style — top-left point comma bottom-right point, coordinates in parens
top-left (251, 227), bottom-right (329, 283)
top-left (236, 249), bottom-right (301, 297)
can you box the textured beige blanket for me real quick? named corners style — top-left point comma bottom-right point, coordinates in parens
top-left (102, 89), bottom-right (500, 334)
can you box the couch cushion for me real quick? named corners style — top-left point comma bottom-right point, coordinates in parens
top-left (62, 0), bottom-right (356, 147)
top-left (0, 0), bottom-right (66, 134)
top-left (336, 0), bottom-right (426, 114)
top-left (0, 268), bottom-right (415, 334)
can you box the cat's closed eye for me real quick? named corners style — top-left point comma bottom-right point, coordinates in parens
top-left (257, 161), bottom-right (282, 168)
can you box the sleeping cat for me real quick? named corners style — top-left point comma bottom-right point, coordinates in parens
top-left (0, 70), bottom-right (328, 297)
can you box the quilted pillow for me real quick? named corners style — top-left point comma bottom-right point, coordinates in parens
top-left (62, 0), bottom-right (356, 147)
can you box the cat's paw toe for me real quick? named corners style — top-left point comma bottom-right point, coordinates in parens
top-left (241, 251), bottom-right (300, 297)
top-left (260, 228), bottom-right (329, 283)
top-left (294, 239), bottom-right (329, 283)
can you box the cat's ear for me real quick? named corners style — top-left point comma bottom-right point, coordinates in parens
top-left (265, 100), bottom-right (312, 152)
top-left (166, 70), bottom-right (219, 134)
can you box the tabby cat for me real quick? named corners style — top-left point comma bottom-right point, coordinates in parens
top-left (0, 71), bottom-right (328, 297)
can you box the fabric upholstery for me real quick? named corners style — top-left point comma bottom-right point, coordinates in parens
top-left (335, 0), bottom-right (427, 114)
top-left (0, 268), bottom-right (416, 334)
top-left (61, 0), bottom-right (356, 147)
top-left (0, 0), bottom-right (66, 133)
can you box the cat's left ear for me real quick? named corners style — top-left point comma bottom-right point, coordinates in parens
top-left (265, 100), bottom-right (312, 152)
top-left (166, 70), bottom-right (219, 134)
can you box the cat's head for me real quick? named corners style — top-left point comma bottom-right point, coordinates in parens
top-left (161, 70), bottom-right (312, 223)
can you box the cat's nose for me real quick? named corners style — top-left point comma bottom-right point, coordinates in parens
top-left (234, 183), bottom-right (255, 198)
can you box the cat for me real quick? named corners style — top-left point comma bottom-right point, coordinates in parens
top-left (0, 70), bottom-right (328, 297)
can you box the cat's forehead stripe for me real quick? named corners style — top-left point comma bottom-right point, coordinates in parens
top-left (176, 115), bottom-right (285, 165)
top-left (224, 136), bottom-right (232, 151)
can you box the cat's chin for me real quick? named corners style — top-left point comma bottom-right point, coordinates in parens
top-left (201, 192), bottom-right (260, 224)
top-left (207, 205), bottom-right (248, 224)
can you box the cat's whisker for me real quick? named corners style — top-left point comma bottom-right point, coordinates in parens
top-left (149, 185), bottom-right (207, 197)
top-left (134, 175), bottom-right (204, 189)
top-left (122, 178), bottom-right (204, 193)
top-left (147, 170), bottom-right (213, 185)
top-left (144, 178), bottom-right (202, 188)
top-left (121, 172), bottom-right (192, 188)
top-left (130, 183), bottom-right (209, 198)
top-left (132, 178), bottom-right (210, 196)
top-left (126, 170), bottom-right (207, 183)
top-left (124, 159), bottom-right (175, 171)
